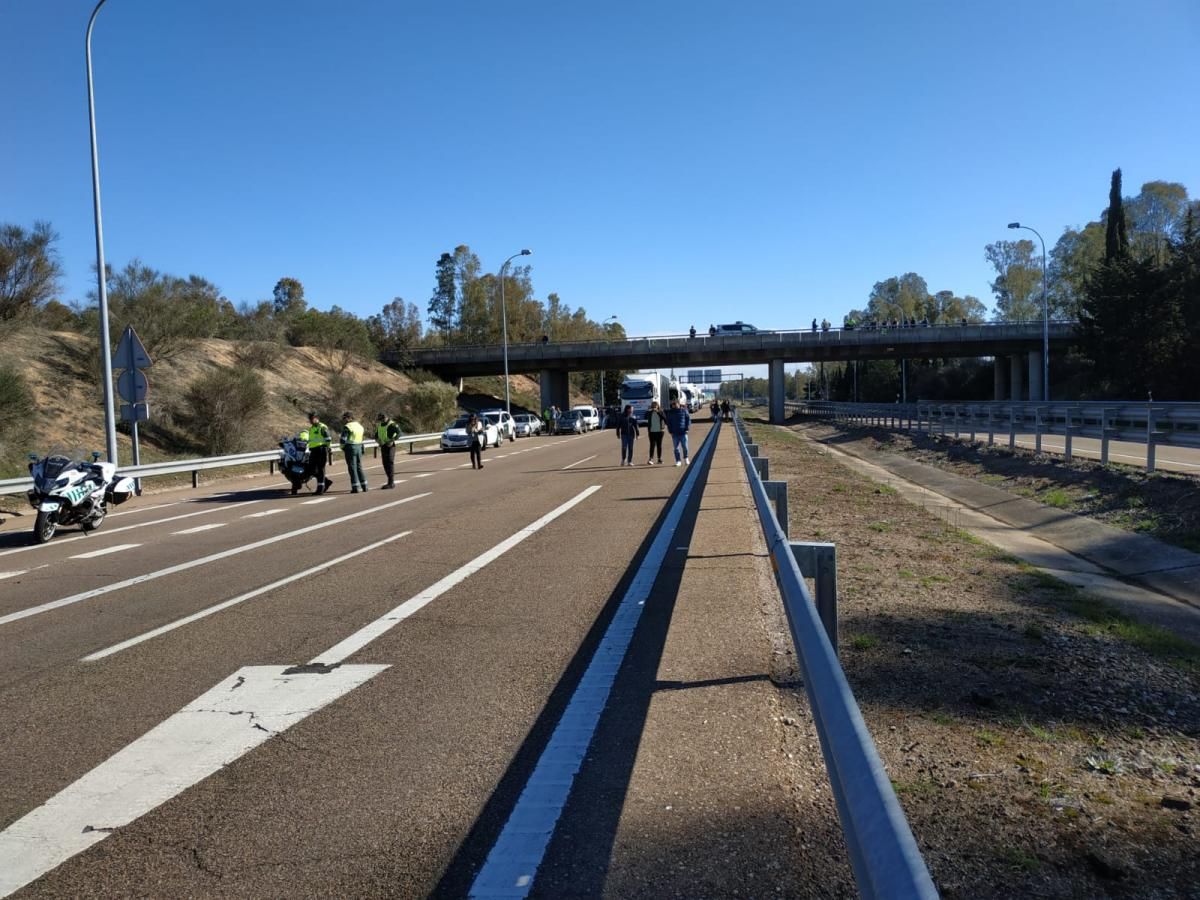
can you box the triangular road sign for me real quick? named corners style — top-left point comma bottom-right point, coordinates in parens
top-left (115, 325), bottom-right (152, 370)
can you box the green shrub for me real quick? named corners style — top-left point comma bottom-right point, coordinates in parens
top-left (398, 380), bottom-right (459, 432)
top-left (232, 340), bottom-right (284, 370)
top-left (182, 366), bottom-right (267, 455)
top-left (0, 365), bottom-right (35, 444)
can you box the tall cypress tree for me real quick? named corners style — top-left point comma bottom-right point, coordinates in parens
top-left (1104, 168), bottom-right (1129, 263)
top-left (427, 252), bottom-right (457, 339)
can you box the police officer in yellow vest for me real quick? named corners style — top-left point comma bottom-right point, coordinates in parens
top-left (340, 411), bottom-right (368, 493)
top-left (376, 412), bottom-right (401, 489)
top-left (306, 412), bottom-right (334, 495)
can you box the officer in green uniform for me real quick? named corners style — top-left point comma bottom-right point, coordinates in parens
top-left (376, 412), bottom-right (401, 489)
top-left (340, 411), bottom-right (368, 493)
top-left (306, 412), bottom-right (333, 495)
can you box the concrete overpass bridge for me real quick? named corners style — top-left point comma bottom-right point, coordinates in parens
top-left (394, 322), bottom-right (1078, 422)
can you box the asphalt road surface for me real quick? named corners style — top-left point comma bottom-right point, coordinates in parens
top-left (0, 427), bottom-right (716, 897)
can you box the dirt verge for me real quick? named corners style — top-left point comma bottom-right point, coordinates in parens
top-left (750, 421), bottom-right (1200, 899)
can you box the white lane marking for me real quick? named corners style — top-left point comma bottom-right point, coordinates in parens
top-left (457, 463), bottom-right (472, 468)
top-left (0, 493), bottom-right (431, 628)
top-left (172, 523), bottom-right (225, 536)
top-left (314, 485), bottom-right (603, 666)
top-left (300, 497), bottom-right (333, 505)
top-left (562, 454), bottom-right (597, 470)
top-left (108, 502), bottom-right (178, 518)
top-left (414, 473), bottom-right (433, 478)
top-left (470, 425), bottom-right (717, 898)
top-left (83, 531), bottom-right (415, 662)
top-left (0, 664), bottom-right (387, 899)
top-left (0, 501), bottom-right (262, 561)
top-left (243, 509), bottom-right (286, 519)
top-left (68, 543), bottom-right (142, 560)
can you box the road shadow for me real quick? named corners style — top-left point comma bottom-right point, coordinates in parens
top-left (430, 426), bottom-right (720, 898)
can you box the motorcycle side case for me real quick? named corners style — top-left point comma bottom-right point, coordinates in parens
top-left (106, 477), bottom-right (136, 505)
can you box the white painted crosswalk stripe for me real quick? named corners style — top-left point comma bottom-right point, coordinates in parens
top-left (69, 543), bottom-right (141, 560)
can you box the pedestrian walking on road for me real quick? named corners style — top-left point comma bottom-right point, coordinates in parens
top-left (340, 412), bottom-right (368, 492)
top-left (666, 399), bottom-right (691, 467)
top-left (468, 413), bottom-right (485, 469)
top-left (376, 412), bottom-right (401, 489)
top-left (645, 400), bottom-right (666, 464)
top-left (616, 404), bottom-right (640, 466)
top-left (306, 411), bottom-right (333, 494)
top-left (721, 398), bottom-right (731, 422)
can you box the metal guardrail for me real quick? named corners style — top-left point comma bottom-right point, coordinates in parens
top-left (0, 433), bottom-right (443, 497)
top-left (796, 400), bottom-right (1200, 472)
top-left (732, 411), bottom-right (937, 899)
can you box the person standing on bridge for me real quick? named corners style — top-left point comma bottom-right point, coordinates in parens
top-left (666, 398), bottom-right (691, 467)
top-left (616, 404), bottom-right (640, 466)
top-left (305, 411), bottom-right (333, 495)
top-left (376, 412), bottom-right (401, 489)
top-left (339, 412), bottom-right (368, 493)
top-left (645, 400), bottom-right (666, 465)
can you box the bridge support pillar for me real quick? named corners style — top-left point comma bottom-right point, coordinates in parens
top-left (1028, 350), bottom-right (1044, 402)
top-left (1009, 355), bottom-right (1025, 401)
top-left (539, 369), bottom-right (569, 413)
top-left (769, 359), bottom-right (785, 424)
top-left (993, 358), bottom-right (1006, 401)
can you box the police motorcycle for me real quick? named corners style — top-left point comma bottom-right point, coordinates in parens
top-left (278, 433), bottom-right (312, 494)
top-left (26, 448), bottom-right (135, 544)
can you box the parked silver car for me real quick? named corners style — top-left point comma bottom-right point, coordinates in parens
top-left (441, 414), bottom-right (500, 451)
top-left (513, 413), bottom-right (542, 437)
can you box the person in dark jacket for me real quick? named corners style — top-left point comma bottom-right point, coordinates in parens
top-left (468, 413), bottom-right (485, 469)
top-left (616, 404), bottom-right (640, 466)
top-left (665, 399), bottom-right (691, 467)
top-left (645, 401), bottom-right (666, 465)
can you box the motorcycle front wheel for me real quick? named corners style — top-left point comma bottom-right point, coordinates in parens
top-left (33, 510), bottom-right (57, 544)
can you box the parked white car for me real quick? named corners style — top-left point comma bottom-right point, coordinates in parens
top-left (441, 414), bottom-right (501, 451)
top-left (571, 405), bottom-right (600, 431)
top-left (480, 409), bottom-right (517, 442)
top-left (512, 413), bottom-right (542, 437)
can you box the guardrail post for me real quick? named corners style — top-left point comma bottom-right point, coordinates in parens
top-left (192, 470), bottom-right (199, 489)
top-left (746, 443), bottom-right (759, 457)
top-left (987, 406), bottom-right (995, 446)
top-left (752, 456), bottom-right (769, 480)
top-left (1147, 405), bottom-right (1159, 473)
top-left (1100, 408), bottom-right (1112, 465)
top-left (1008, 407), bottom-right (1016, 449)
top-left (953, 405), bottom-right (961, 438)
top-left (269, 460), bottom-right (275, 475)
top-left (1034, 407), bottom-right (1043, 453)
top-left (1064, 407), bottom-right (1076, 461)
top-left (764, 480), bottom-right (789, 537)
top-left (788, 541), bottom-right (838, 654)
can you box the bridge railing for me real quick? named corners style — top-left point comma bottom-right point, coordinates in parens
top-left (795, 400), bottom-right (1200, 472)
top-left (0, 433), bottom-right (443, 498)
top-left (397, 320), bottom-right (1077, 362)
top-left (731, 411), bottom-right (938, 899)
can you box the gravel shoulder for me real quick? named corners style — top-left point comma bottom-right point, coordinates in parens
top-left (748, 418), bottom-right (1200, 899)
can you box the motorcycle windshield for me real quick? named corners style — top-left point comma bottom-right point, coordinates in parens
top-left (33, 448), bottom-right (100, 486)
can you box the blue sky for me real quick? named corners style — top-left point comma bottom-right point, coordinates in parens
top-left (3, 0), bottom-right (1198, 343)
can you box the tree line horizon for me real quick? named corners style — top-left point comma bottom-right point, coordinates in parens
top-left (1, 170), bottom-right (1197, 400)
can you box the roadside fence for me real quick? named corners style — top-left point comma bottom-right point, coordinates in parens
top-left (0, 433), bottom-right (443, 498)
top-left (795, 400), bottom-right (1200, 473)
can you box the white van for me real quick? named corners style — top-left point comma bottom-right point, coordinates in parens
top-left (571, 405), bottom-right (600, 431)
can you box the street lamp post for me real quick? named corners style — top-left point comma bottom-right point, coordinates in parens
top-left (86, 0), bottom-right (118, 464)
top-left (498, 249), bottom-right (532, 416)
top-left (1008, 222), bottom-right (1049, 401)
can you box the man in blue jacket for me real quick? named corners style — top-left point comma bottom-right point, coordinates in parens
top-left (666, 399), bottom-right (691, 467)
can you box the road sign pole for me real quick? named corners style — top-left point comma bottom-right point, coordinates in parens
top-left (130, 420), bottom-right (142, 495)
